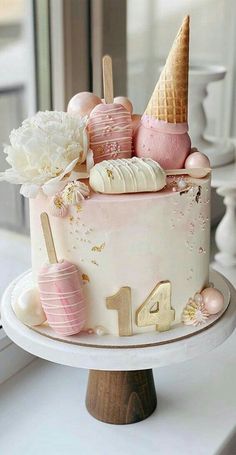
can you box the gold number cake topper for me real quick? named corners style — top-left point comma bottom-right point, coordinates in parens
top-left (136, 281), bottom-right (175, 332)
top-left (106, 287), bottom-right (132, 336)
top-left (106, 281), bottom-right (175, 336)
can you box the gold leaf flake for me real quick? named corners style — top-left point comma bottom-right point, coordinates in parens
top-left (195, 185), bottom-right (202, 203)
top-left (82, 273), bottom-right (90, 283)
top-left (91, 260), bottom-right (99, 266)
top-left (91, 242), bottom-right (105, 253)
top-left (106, 169), bottom-right (114, 179)
top-left (76, 204), bottom-right (82, 212)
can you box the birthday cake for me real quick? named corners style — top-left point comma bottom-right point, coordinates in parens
top-left (0, 16), bottom-right (225, 339)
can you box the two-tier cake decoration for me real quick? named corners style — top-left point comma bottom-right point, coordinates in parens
top-left (0, 16), bottom-right (226, 342)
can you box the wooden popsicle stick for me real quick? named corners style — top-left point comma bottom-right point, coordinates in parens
top-left (40, 212), bottom-right (58, 264)
top-left (165, 168), bottom-right (211, 178)
top-left (102, 55), bottom-right (114, 104)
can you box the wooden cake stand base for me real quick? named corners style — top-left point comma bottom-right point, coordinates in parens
top-left (1, 270), bottom-right (236, 425)
top-left (86, 369), bottom-right (157, 424)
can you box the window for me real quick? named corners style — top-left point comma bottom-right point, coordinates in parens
top-left (0, 0), bottom-right (36, 232)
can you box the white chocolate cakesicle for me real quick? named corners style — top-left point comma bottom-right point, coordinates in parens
top-left (89, 157), bottom-right (166, 194)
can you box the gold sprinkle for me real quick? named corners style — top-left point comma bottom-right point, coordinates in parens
top-left (91, 242), bottom-right (105, 253)
top-left (54, 195), bottom-right (64, 209)
top-left (69, 216), bottom-right (74, 222)
top-left (76, 204), bottom-right (82, 212)
top-left (106, 169), bottom-right (114, 179)
top-left (82, 273), bottom-right (90, 283)
top-left (91, 260), bottom-right (99, 266)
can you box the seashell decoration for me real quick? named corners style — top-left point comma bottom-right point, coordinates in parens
top-left (182, 298), bottom-right (209, 326)
top-left (49, 194), bottom-right (68, 218)
top-left (62, 180), bottom-right (90, 205)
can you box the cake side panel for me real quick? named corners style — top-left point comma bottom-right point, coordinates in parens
top-left (30, 178), bottom-right (210, 336)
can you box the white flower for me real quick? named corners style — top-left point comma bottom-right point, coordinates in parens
top-left (62, 181), bottom-right (90, 205)
top-left (0, 111), bottom-right (91, 197)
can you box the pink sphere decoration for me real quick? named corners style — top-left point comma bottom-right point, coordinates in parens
top-left (67, 92), bottom-right (102, 117)
top-left (201, 288), bottom-right (224, 315)
top-left (185, 151), bottom-right (210, 177)
top-left (134, 123), bottom-right (191, 169)
top-left (114, 96), bottom-right (133, 113)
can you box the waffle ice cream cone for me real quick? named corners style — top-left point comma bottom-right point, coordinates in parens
top-left (145, 15), bottom-right (189, 123)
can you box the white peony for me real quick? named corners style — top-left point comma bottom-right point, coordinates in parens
top-left (0, 110), bottom-right (93, 197)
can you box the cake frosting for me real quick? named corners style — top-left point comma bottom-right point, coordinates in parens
top-left (30, 175), bottom-right (210, 335)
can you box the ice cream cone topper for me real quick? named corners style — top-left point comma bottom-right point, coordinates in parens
top-left (134, 16), bottom-right (191, 169)
top-left (145, 15), bottom-right (189, 123)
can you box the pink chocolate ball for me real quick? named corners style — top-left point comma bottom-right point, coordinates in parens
top-left (185, 151), bottom-right (210, 177)
top-left (114, 96), bottom-right (133, 113)
top-left (201, 288), bottom-right (224, 315)
top-left (67, 92), bottom-right (102, 117)
top-left (134, 123), bottom-right (191, 169)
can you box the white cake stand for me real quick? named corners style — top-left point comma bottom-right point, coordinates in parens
top-left (2, 270), bottom-right (236, 425)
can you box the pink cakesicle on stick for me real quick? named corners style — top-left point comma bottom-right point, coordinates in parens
top-left (88, 55), bottom-right (132, 164)
top-left (38, 213), bottom-right (86, 336)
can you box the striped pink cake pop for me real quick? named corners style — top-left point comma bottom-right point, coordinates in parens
top-left (88, 103), bottom-right (132, 163)
top-left (87, 55), bottom-right (132, 164)
top-left (39, 213), bottom-right (86, 336)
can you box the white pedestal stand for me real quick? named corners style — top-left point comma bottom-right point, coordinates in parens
top-left (2, 270), bottom-right (236, 425)
top-left (212, 163), bottom-right (236, 268)
top-left (189, 65), bottom-right (235, 167)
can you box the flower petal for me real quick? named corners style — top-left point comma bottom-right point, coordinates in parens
top-left (20, 183), bottom-right (40, 198)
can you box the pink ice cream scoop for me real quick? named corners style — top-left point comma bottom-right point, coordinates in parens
top-left (87, 103), bottom-right (132, 164)
top-left (134, 116), bottom-right (191, 169)
top-left (39, 213), bottom-right (86, 336)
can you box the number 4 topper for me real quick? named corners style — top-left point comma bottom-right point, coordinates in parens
top-left (136, 280), bottom-right (175, 332)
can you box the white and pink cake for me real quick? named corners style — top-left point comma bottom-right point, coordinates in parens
top-left (0, 16), bottom-right (225, 339)
top-left (30, 174), bottom-right (210, 336)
